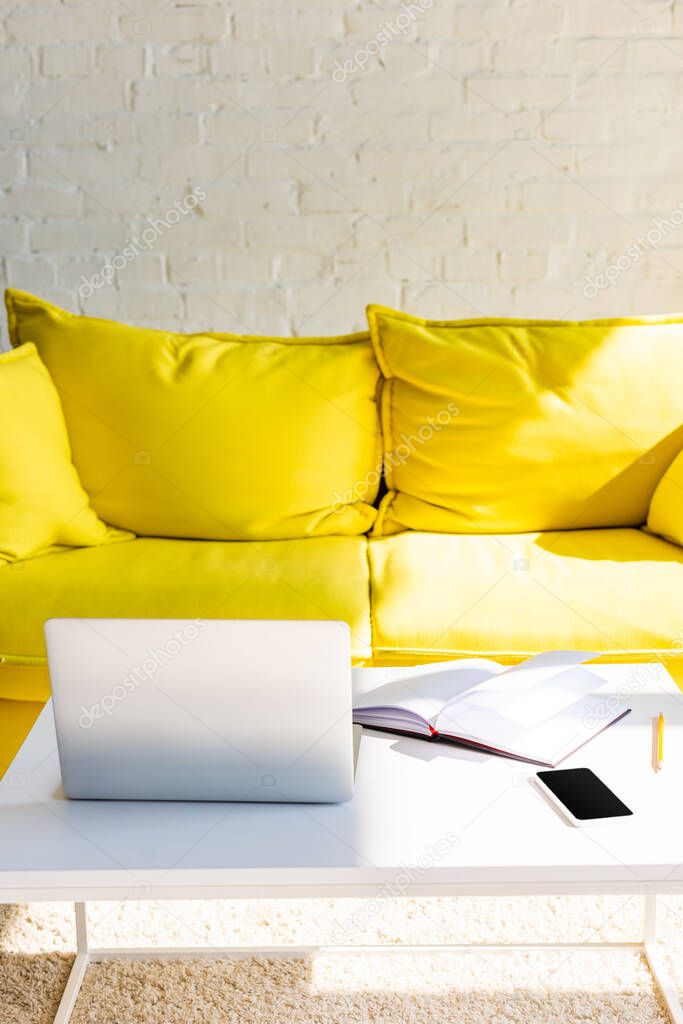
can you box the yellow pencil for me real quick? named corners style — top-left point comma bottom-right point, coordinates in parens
top-left (657, 713), bottom-right (665, 771)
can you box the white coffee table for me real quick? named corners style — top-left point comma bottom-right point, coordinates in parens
top-left (2, 663), bottom-right (683, 1023)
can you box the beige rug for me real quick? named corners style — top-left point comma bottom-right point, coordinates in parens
top-left (2, 895), bottom-right (683, 1023)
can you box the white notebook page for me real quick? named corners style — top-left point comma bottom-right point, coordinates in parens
top-left (354, 658), bottom-right (504, 724)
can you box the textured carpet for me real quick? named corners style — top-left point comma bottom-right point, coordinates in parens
top-left (2, 896), bottom-right (683, 1023)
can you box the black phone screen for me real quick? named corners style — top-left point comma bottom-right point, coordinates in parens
top-left (536, 768), bottom-right (633, 820)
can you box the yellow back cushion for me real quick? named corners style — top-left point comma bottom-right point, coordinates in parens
top-left (0, 343), bottom-right (131, 561)
top-left (647, 449), bottom-right (683, 547)
top-left (368, 305), bottom-right (683, 535)
top-left (6, 290), bottom-right (381, 541)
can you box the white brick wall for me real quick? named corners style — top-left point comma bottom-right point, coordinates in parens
top-left (2, 0), bottom-right (683, 338)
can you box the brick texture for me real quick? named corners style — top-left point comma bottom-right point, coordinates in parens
top-left (2, 0), bottom-right (683, 338)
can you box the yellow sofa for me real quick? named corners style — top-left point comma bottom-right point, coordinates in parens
top-left (3, 292), bottom-right (683, 773)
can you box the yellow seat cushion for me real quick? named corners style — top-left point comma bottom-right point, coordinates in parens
top-left (0, 343), bottom-right (130, 562)
top-left (367, 305), bottom-right (683, 535)
top-left (0, 698), bottom-right (44, 780)
top-left (647, 449), bottom-right (683, 547)
top-left (6, 289), bottom-right (381, 541)
top-left (0, 536), bottom-right (372, 702)
top-left (368, 528), bottom-right (683, 664)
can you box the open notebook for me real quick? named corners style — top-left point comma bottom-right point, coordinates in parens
top-left (353, 651), bottom-right (630, 767)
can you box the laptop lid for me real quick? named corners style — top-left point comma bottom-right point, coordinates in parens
top-left (45, 618), bottom-right (353, 803)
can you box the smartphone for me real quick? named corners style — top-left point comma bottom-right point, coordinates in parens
top-left (534, 767), bottom-right (633, 827)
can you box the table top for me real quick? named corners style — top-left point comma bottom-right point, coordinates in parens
top-left (2, 663), bottom-right (683, 901)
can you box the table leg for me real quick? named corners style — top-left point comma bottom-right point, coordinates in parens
top-left (52, 903), bottom-right (89, 1024)
top-left (643, 894), bottom-right (683, 1024)
top-left (74, 902), bottom-right (88, 954)
top-left (43, 894), bottom-right (683, 1024)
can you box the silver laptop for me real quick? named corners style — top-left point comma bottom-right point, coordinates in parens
top-left (45, 618), bottom-right (355, 803)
